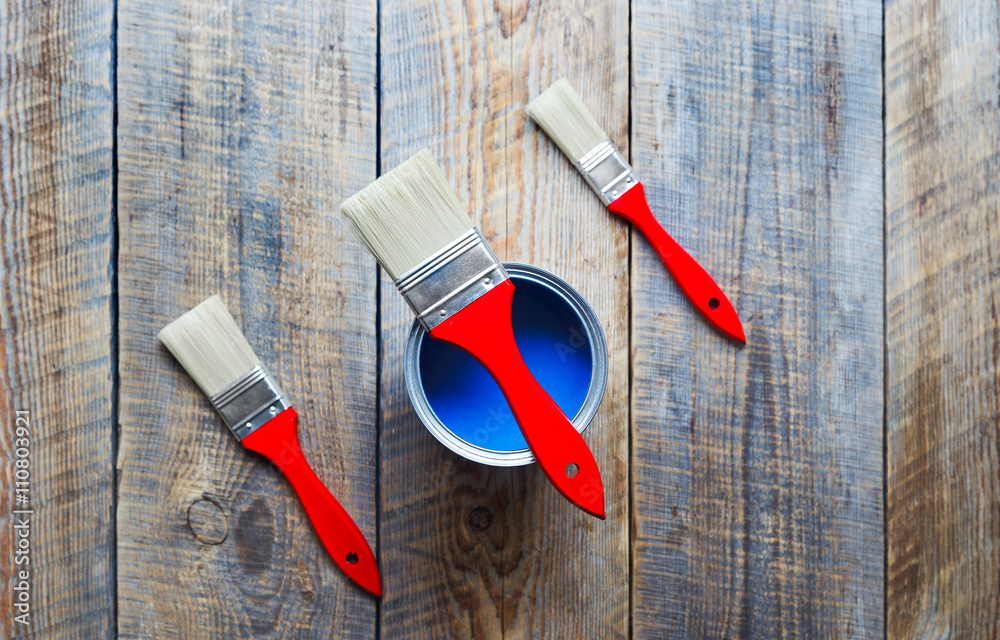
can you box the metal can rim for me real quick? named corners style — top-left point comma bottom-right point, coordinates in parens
top-left (404, 262), bottom-right (609, 467)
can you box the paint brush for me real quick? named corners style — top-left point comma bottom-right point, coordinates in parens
top-left (340, 150), bottom-right (606, 519)
top-left (158, 295), bottom-right (382, 597)
top-left (527, 79), bottom-right (746, 344)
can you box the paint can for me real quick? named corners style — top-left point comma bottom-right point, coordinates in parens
top-left (404, 262), bottom-right (608, 466)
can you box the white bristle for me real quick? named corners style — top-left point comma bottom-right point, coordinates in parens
top-left (340, 149), bottom-right (473, 280)
top-left (158, 295), bottom-right (260, 398)
top-left (526, 78), bottom-right (608, 163)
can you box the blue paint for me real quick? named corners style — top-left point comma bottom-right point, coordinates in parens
top-left (418, 277), bottom-right (593, 452)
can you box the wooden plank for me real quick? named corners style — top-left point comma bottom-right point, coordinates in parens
top-left (630, 1), bottom-right (884, 638)
top-left (377, 0), bottom-right (629, 637)
top-left (0, 1), bottom-right (115, 638)
top-left (505, 3), bottom-right (630, 637)
top-left (115, 0), bottom-right (378, 636)
top-left (886, 1), bottom-right (1000, 637)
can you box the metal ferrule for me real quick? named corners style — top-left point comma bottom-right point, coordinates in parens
top-left (209, 363), bottom-right (291, 441)
top-left (395, 228), bottom-right (509, 331)
top-left (575, 139), bottom-right (639, 205)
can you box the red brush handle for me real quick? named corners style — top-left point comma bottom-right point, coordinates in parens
top-left (609, 183), bottom-right (746, 344)
top-left (429, 281), bottom-right (606, 519)
top-left (242, 408), bottom-right (382, 597)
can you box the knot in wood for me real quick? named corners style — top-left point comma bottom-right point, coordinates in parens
top-left (467, 506), bottom-right (493, 531)
top-left (186, 496), bottom-right (228, 545)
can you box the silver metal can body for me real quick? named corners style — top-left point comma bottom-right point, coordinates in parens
top-left (403, 262), bottom-right (608, 467)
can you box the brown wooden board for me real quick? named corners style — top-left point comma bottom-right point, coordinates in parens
top-left (886, 0), bottom-right (1000, 637)
top-left (14, 0), bottom-right (1000, 635)
top-left (377, 0), bottom-right (630, 637)
top-left (115, 0), bottom-right (378, 636)
top-left (630, 1), bottom-right (885, 638)
top-left (0, 1), bottom-right (115, 638)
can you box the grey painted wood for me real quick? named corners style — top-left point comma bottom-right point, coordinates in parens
top-left (14, 0), bottom-right (1000, 636)
top-left (0, 1), bottom-right (115, 637)
top-left (377, 0), bottom-right (630, 637)
top-left (115, 0), bottom-right (378, 636)
top-left (506, 2), bottom-right (631, 637)
top-left (886, 0), bottom-right (1000, 637)
top-left (630, 1), bottom-right (885, 637)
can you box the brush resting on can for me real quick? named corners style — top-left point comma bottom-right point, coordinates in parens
top-left (340, 150), bottom-right (606, 519)
top-left (158, 296), bottom-right (383, 597)
top-left (430, 278), bottom-right (604, 516)
top-left (527, 79), bottom-right (746, 344)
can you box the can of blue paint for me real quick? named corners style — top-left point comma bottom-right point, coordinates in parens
top-left (404, 262), bottom-right (608, 466)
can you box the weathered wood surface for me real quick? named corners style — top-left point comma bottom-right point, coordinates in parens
top-left (377, 0), bottom-right (630, 637)
top-left (0, 1), bottom-right (115, 638)
top-left (115, 0), bottom-right (378, 637)
top-left (886, 0), bottom-right (1000, 638)
top-left (8, 0), bottom-right (1000, 637)
top-left (630, 1), bottom-right (885, 638)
